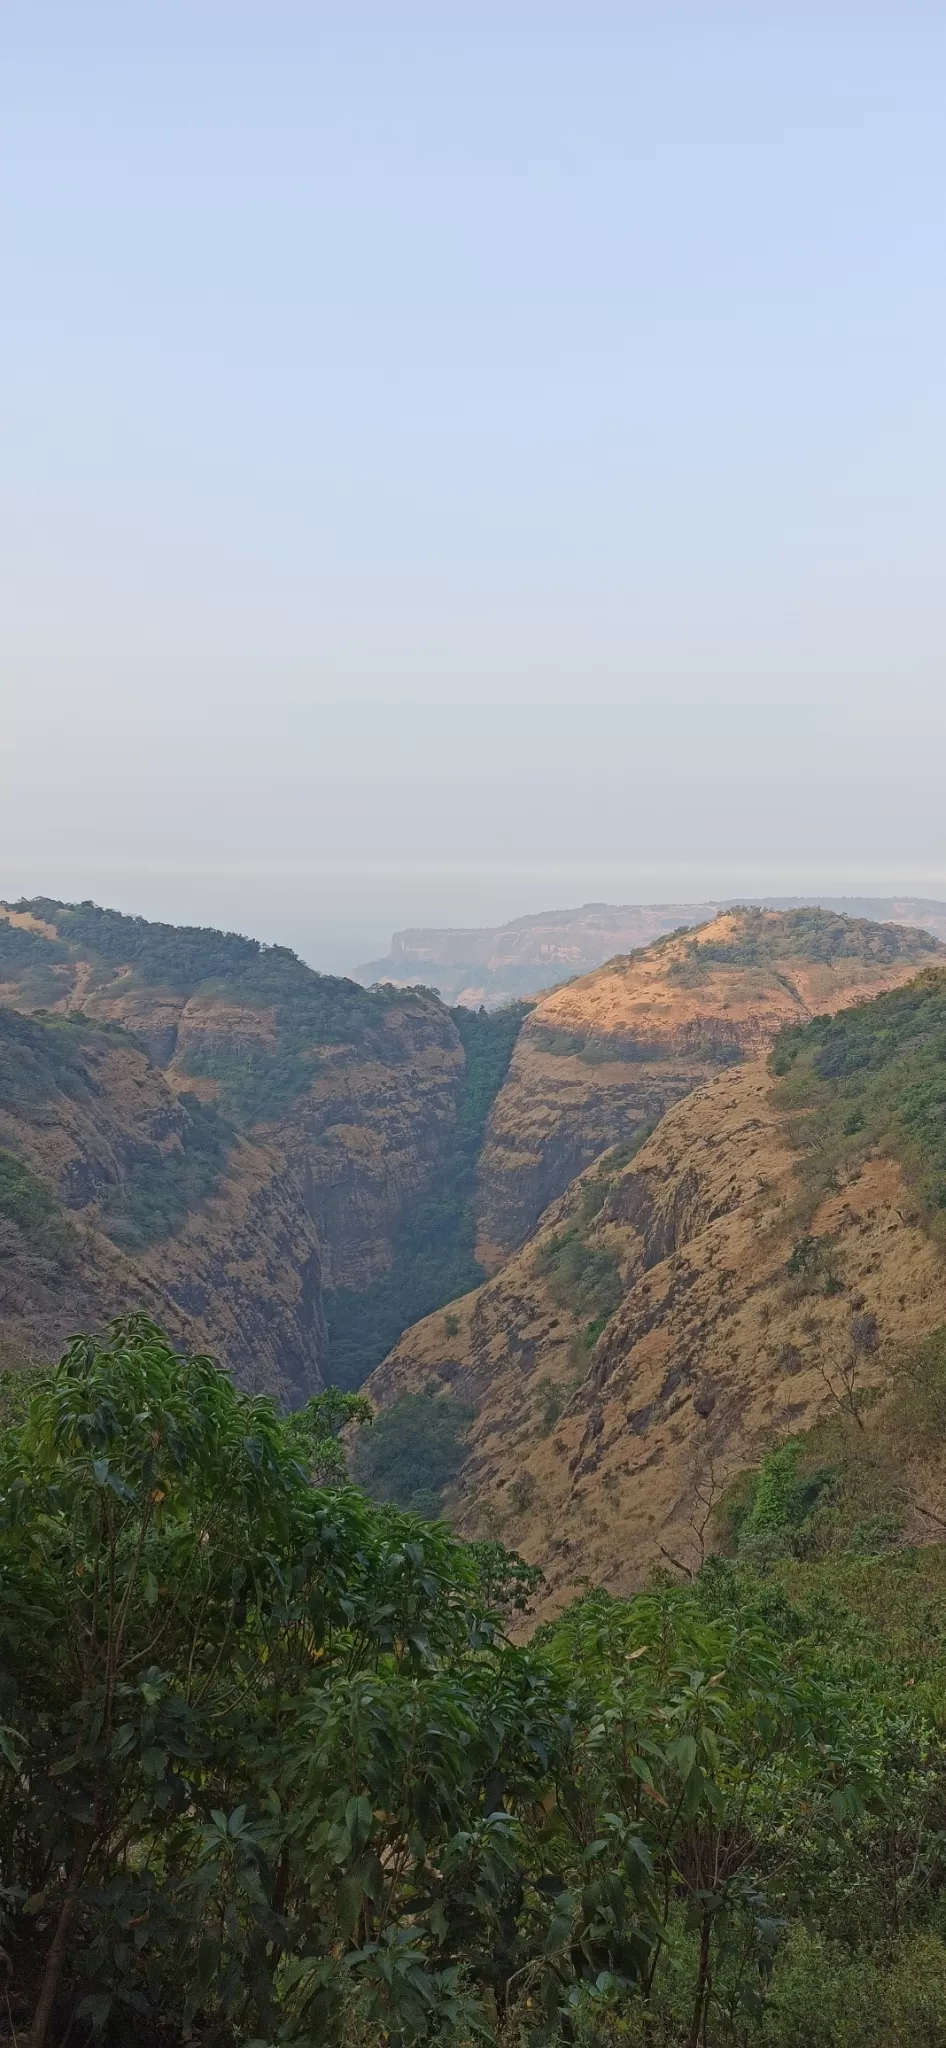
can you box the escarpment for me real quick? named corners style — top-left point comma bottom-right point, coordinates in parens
top-left (0, 899), bottom-right (468, 1295)
top-left (4, 895), bottom-right (944, 1422)
top-left (0, 1007), bottom-right (325, 1403)
top-left (0, 898), bottom-right (522, 1391)
top-left (474, 906), bottom-right (944, 1258)
top-left (366, 966), bottom-right (946, 1620)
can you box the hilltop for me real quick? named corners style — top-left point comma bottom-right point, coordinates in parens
top-left (475, 904), bottom-right (944, 1258)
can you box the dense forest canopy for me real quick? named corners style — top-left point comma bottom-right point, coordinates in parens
top-left (4, 1319), bottom-right (946, 2047)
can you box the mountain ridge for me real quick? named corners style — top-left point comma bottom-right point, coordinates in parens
top-left (365, 967), bottom-right (946, 1619)
top-left (358, 894), bottom-right (946, 1008)
top-left (473, 905), bottom-right (944, 1259)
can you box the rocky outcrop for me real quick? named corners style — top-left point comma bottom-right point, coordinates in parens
top-left (474, 908), bottom-right (944, 1259)
top-left (367, 1056), bottom-right (946, 1622)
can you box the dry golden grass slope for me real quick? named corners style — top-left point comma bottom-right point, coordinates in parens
top-left (474, 906), bottom-right (943, 1261)
top-left (0, 1013), bottom-right (324, 1404)
top-left (367, 1055), bottom-right (946, 1623)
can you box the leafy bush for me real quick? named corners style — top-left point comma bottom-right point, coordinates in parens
top-left (6, 1318), bottom-right (946, 2044)
top-left (507, 1472), bottom-right (537, 1517)
top-left (0, 914), bottom-right (68, 973)
top-left (534, 1225), bottom-right (623, 1337)
top-left (670, 907), bottom-right (938, 983)
top-left (351, 1390), bottom-right (474, 1516)
top-left (0, 1005), bottom-right (105, 1114)
top-left (11, 896), bottom-right (429, 1127)
top-left (531, 1023), bottom-right (678, 1064)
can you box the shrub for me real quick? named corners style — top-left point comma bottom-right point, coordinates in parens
top-left (507, 1472), bottom-right (537, 1516)
top-left (534, 1227), bottom-right (623, 1328)
top-left (351, 1390), bottom-right (473, 1516)
top-left (0, 1149), bottom-right (70, 1258)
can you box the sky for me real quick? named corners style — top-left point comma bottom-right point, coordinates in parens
top-left (3, 3), bottom-right (945, 971)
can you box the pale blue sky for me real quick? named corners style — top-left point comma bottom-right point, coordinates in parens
top-left (3, 4), bottom-right (945, 967)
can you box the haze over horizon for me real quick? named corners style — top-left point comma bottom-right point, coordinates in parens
top-left (4, 4), bottom-right (945, 971)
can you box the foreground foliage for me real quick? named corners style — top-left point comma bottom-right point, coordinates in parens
top-left (3, 1322), bottom-right (946, 2045)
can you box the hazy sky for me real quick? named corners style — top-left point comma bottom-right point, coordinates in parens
top-left (3, 4), bottom-right (945, 968)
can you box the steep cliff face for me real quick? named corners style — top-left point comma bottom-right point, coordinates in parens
top-left (0, 1008), bottom-right (324, 1403)
top-left (474, 907), bottom-right (944, 1260)
top-left (367, 966), bottom-right (946, 1620)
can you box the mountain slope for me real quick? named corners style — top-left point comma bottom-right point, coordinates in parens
top-left (0, 899), bottom-right (527, 1389)
top-left (0, 898), bottom-right (469, 1292)
top-left (366, 967), bottom-right (946, 1620)
top-left (474, 906), bottom-right (944, 1260)
top-left (0, 1008), bottom-right (324, 1402)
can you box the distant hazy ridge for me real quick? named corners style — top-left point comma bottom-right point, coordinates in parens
top-left (358, 896), bottom-right (946, 1007)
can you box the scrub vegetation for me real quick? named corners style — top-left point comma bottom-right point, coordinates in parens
top-left (6, 1318), bottom-right (946, 2045)
top-left (772, 966), bottom-right (946, 1226)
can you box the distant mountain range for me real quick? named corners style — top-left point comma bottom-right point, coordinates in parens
top-left (357, 895), bottom-right (946, 1007)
